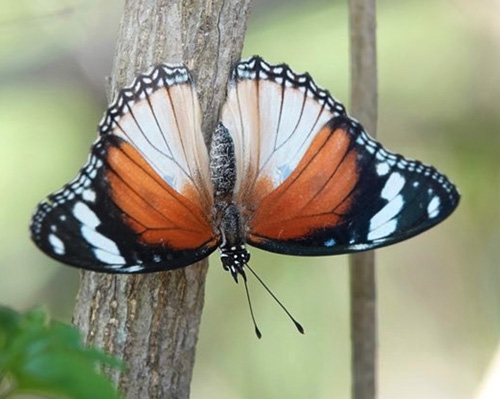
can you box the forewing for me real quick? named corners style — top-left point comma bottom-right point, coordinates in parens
top-left (100, 64), bottom-right (212, 206)
top-left (222, 57), bottom-right (459, 255)
top-left (221, 57), bottom-right (345, 208)
top-left (31, 65), bottom-right (217, 273)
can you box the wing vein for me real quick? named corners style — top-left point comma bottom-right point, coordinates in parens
top-left (100, 145), bottom-right (209, 229)
top-left (114, 143), bottom-right (211, 226)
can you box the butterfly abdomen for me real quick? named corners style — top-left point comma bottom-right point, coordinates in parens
top-left (210, 123), bottom-right (236, 201)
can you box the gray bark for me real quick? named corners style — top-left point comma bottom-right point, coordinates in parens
top-left (72, 1), bottom-right (252, 398)
top-left (348, 0), bottom-right (378, 398)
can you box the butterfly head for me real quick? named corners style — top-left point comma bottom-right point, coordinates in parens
top-left (220, 244), bottom-right (250, 283)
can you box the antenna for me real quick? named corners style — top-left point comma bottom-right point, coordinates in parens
top-left (241, 272), bottom-right (262, 339)
top-left (245, 264), bottom-right (305, 334)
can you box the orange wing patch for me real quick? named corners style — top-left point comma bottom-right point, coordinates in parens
top-left (105, 140), bottom-right (216, 250)
top-left (248, 124), bottom-right (359, 241)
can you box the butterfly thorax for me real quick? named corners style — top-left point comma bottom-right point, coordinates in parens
top-left (210, 123), bottom-right (250, 282)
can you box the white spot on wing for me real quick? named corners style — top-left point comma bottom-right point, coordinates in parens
top-left (381, 172), bottom-right (405, 200)
top-left (81, 226), bottom-right (120, 255)
top-left (125, 265), bottom-right (144, 272)
top-left (73, 202), bottom-right (100, 228)
top-left (369, 195), bottom-right (404, 231)
top-left (82, 189), bottom-right (96, 203)
top-left (94, 249), bottom-right (126, 265)
top-left (367, 219), bottom-right (397, 241)
top-left (48, 234), bottom-right (65, 255)
top-left (324, 238), bottom-right (336, 247)
top-left (427, 196), bottom-right (441, 218)
top-left (349, 243), bottom-right (372, 251)
top-left (376, 162), bottom-right (390, 176)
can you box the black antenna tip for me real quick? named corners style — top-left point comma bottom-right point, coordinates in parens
top-left (255, 327), bottom-right (262, 339)
top-left (295, 321), bottom-right (305, 335)
top-left (246, 264), bottom-right (305, 336)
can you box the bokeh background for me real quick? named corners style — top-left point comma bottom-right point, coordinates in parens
top-left (1, 0), bottom-right (499, 398)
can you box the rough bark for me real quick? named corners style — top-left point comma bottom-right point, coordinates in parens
top-left (348, 0), bottom-right (378, 399)
top-left (72, 1), bottom-right (252, 398)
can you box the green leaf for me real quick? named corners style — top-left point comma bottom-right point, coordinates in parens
top-left (0, 306), bottom-right (123, 399)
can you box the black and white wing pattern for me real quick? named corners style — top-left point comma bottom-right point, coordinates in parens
top-left (31, 64), bottom-right (218, 273)
top-left (221, 57), bottom-right (460, 255)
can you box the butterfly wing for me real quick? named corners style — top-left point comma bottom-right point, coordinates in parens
top-left (221, 57), bottom-right (459, 255)
top-left (31, 65), bottom-right (218, 273)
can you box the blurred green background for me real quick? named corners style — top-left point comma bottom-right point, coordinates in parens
top-left (1, 0), bottom-right (499, 398)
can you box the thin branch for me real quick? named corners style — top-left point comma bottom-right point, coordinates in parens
top-left (72, 1), bottom-right (252, 398)
top-left (0, 376), bottom-right (16, 399)
top-left (348, 0), bottom-right (378, 398)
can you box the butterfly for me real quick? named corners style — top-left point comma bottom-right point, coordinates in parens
top-left (30, 56), bottom-right (460, 281)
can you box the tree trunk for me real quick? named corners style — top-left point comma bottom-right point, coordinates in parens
top-left (348, 0), bottom-right (378, 398)
top-left (72, 1), bottom-right (252, 398)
